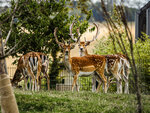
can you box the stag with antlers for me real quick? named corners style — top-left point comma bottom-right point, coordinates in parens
top-left (70, 22), bottom-right (130, 94)
top-left (54, 27), bottom-right (108, 93)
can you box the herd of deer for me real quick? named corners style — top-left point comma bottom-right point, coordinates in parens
top-left (11, 22), bottom-right (130, 94)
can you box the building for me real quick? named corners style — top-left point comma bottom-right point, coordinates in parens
top-left (135, 1), bottom-right (150, 40)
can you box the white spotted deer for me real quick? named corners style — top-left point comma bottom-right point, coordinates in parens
top-left (69, 22), bottom-right (102, 92)
top-left (71, 22), bottom-right (130, 94)
top-left (54, 27), bottom-right (108, 93)
top-left (36, 52), bottom-right (50, 90)
top-left (11, 52), bottom-right (42, 91)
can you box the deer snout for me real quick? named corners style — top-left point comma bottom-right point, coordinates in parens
top-left (80, 48), bottom-right (83, 51)
top-left (65, 51), bottom-right (69, 55)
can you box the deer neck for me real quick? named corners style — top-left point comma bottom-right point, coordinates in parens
top-left (84, 49), bottom-right (89, 56)
top-left (63, 54), bottom-right (72, 71)
top-left (80, 48), bottom-right (89, 56)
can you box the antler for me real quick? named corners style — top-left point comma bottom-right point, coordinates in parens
top-left (84, 23), bottom-right (100, 43)
top-left (93, 22), bottom-right (100, 40)
top-left (69, 22), bottom-right (81, 43)
top-left (54, 27), bottom-right (64, 47)
top-left (69, 22), bottom-right (76, 41)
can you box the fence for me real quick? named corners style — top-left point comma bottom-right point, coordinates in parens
top-left (7, 67), bottom-right (17, 79)
top-left (7, 57), bottom-right (150, 94)
top-left (55, 70), bottom-right (93, 91)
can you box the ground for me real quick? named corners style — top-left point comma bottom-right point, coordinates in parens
top-left (13, 89), bottom-right (150, 113)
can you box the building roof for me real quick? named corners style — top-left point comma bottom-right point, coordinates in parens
top-left (140, 1), bottom-right (150, 13)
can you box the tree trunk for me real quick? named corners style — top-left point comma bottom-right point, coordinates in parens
top-left (0, 32), bottom-right (19, 113)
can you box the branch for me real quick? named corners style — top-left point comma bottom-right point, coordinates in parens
top-left (3, 0), bottom-right (19, 47)
top-left (0, 1), bottom-right (19, 25)
top-left (5, 39), bottom-right (22, 55)
top-left (3, 16), bottom-right (14, 46)
top-left (0, 44), bottom-right (24, 60)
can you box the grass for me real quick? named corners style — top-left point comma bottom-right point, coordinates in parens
top-left (13, 89), bottom-right (150, 113)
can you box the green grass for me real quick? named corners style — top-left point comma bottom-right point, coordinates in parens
top-left (14, 89), bottom-right (150, 113)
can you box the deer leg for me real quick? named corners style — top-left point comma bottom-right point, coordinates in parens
top-left (29, 76), bottom-right (32, 90)
top-left (92, 75), bottom-right (96, 92)
top-left (27, 69), bottom-right (35, 91)
top-left (45, 73), bottom-right (50, 91)
top-left (75, 81), bottom-right (79, 92)
top-left (35, 78), bottom-right (37, 91)
top-left (119, 80), bottom-right (122, 93)
top-left (112, 68), bottom-right (122, 94)
top-left (24, 76), bottom-right (28, 90)
top-left (96, 70), bottom-right (107, 93)
top-left (38, 76), bottom-right (42, 90)
top-left (106, 76), bottom-right (110, 90)
top-left (96, 81), bottom-right (102, 93)
top-left (72, 74), bottom-right (78, 92)
top-left (36, 67), bottom-right (41, 91)
top-left (94, 73), bottom-right (102, 93)
top-left (120, 65), bottom-right (129, 94)
top-left (122, 74), bottom-right (129, 94)
top-left (115, 76), bottom-right (122, 94)
top-left (122, 67), bottom-right (129, 94)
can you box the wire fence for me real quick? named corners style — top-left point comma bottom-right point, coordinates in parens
top-left (7, 67), bottom-right (17, 79)
top-left (7, 57), bottom-right (150, 94)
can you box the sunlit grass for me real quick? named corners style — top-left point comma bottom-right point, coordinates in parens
top-left (14, 89), bottom-right (150, 113)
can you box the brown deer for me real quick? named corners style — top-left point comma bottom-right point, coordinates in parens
top-left (11, 52), bottom-right (42, 91)
top-left (11, 52), bottom-right (50, 91)
top-left (36, 52), bottom-right (50, 90)
top-left (69, 22), bottom-right (102, 92)
top-left (54, 27), bottom-right (108, 93)
top-left (70, 22), bottom-right (130, 94)
top-left (116, 53), bottom-right (130, 94)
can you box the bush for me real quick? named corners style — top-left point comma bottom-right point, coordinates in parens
top-left (93, 32), bottom-right (150, 94)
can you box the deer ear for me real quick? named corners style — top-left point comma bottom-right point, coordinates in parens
top-left (58, 44), bottom-right (64, 49)
top-left (70, 44), bottom-right (75, 49)
top-left (85, 42), bottom-right (90, 46)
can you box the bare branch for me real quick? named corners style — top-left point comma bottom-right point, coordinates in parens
top-left (5, 39), bottom-right (21, 56)
top-left (0, 44), bottom-right (24, 60)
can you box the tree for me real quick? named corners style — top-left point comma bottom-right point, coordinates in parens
top-left (0, 0), bottom-right (91, 88)
top-left (100, 1), bottom-right (142, 112)
top-left (0, 1), bottom-right (19, 113)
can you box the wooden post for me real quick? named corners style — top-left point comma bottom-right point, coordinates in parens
top-left (146, 7), bottom-right (150, 37)
top-left (135, 11), bottom-right (140, 40)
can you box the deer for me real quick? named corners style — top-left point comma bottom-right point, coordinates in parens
top-left (69, 22), bottom-right (103, 92)
top-left (11, 52), bottom-right (42, 91)
top-left (70, 22), bottom-right (130, 94)
top-left (54, 27), bottom-right (108, 93)
top-left (36, 52), bottom-right (50, 90)
top-left (11, 52), bottom-right (50, 91)
top-left (116, 53), bottom-right (130, 94)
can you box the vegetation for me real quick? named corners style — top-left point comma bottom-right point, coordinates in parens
top-left (11, 89), bottom-right (150, 113)
top-left (0, 0), bottom-right (91, 89)
top-left (93, 27), bottom-right (150, 94)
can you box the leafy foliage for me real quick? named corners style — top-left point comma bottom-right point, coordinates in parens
top-left (94, 28), bottom-right (150, 94)
top-left (0, 0), bottom-right (91, 88)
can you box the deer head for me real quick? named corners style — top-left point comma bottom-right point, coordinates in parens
top-left (70, 22), bottom-right (100, 56)
top-left (54, 27), bottom-right (80, 59)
